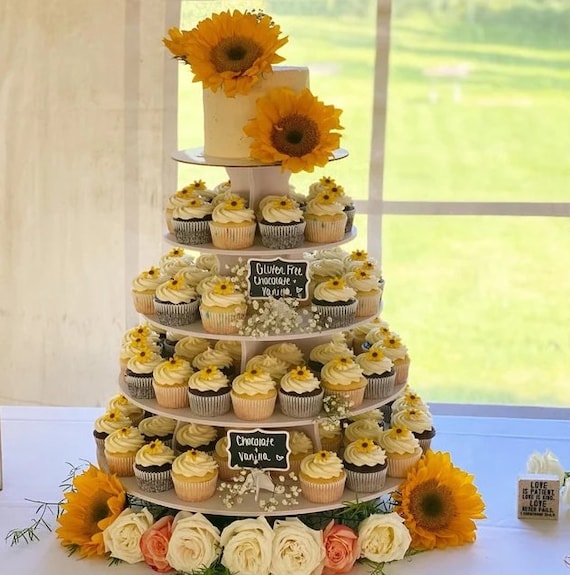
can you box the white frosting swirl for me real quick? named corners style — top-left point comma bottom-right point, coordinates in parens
top-left (126, 350), bottom-right (163, 375)
top-left (300, 451), bottom-right (344, 480)
top-left (280, 366), bottom-right (320, 394)
top-left (264, 343), bottom-right (304, 368)
top-left (288, 431), bottom-right (313, 455)
top-left (391, 408), bottom-right (433, 434)
top-left (175, 422), bottom-right (218, 448)
top-left (153, 357), bottom-right (192, 386)
top-left (172, 198), bottom-right (213, 221)
top-left (245, 354), bottom-right (288, 382)
top-left (132, 267), bottom-right (166, 293)
top-left (134, 440), bottom-right (175, 467)
top-left (321, 357), bottom-right (364, 387)
top-left (104, 426), bottom-right (145, 454)
top-left (260, 196), bottom-right (303, 223)
top-left (344, 270), bottom-right (380, 293)
top-left (310, 341), bottom-right (354, 365)
top-left (344, 439), bottom-right (386, 467)
top-left (313, 278), bottom-right (356, 303)
top-left (138, 416), bottom-right (177, 438)
top-left (200, 278), bottom-right (246, 308)
top-left (212, 198), bottom-right (255, 224)
top-left (192, 347), bottom-right (233, 371)
top-left (94, 410), bottom-right (132, 434)
top-left (310, 258), bottom-right (346, 280)
top-left (155, 277), bottom-right (197, 304)
top-left (356, 349), bottom-right (393, 376)
top-left (232, 369), bottom-right (276, 396)
top-left (379, 427), bottom-right (419, 455)
top-left (344, 419), bottom-right (383, 444)
top-left (174, 336), bottom-right (211, 361)
top-left (188, 367), bottom-right (229, 392)
top-left (172, 450), bottom-right (218, 478)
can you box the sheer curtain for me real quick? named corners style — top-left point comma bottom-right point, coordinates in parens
top-left (0, 0), bottom-right (180, 406)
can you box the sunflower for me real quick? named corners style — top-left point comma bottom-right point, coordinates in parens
top-left (243, 87), bottom-right (343, 173)
top-left (56, 465), bottom-right (126, 557)
top-left (394, 451), bottom-right (486, 550)
top-left (163, 10), bottom-right (288, 97)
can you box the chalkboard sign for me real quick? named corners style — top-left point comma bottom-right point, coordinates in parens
top-left (227, 428), bottom-right (290, 471)
top-left (247, 257), bottom-right (309, 300)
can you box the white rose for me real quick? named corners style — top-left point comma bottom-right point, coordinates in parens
top-left (358, 513), bottom-right (411, 563)
top-left (103, 508), bottom-right (154, 564)
top-left (271, 518), bottom-right (325, 575)
top-left (220, 517), bottom-right (273, 575)
top-left (166, 512), bottom-right (221, 572)
top-left (526, 450), bottom-right (566, 483)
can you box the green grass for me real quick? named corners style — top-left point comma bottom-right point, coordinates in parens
top-left (177, 2), bottom-right (570, 406)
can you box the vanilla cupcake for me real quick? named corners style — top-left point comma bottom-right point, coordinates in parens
top-left (375, 332), bottom-right (410, 386)
top-left (174, 422), bottom-right (219, 455)
top-left (308, 336), bottom-right (354, 375)
top-left (104, 426), bottom-right (146, 477)
top-left (209, 196), bottom-right (256, 250)
top-left (391, 408), bottom-right (436, 452)
top-left (214, 339), bottom-right (242, 372)
top-left (299, 450), bottom-right (346, 504)
top-left (304, 191), bottom-right (347, 243)
top-left (192, 346), bottom-right (235, 378)
top-left (122, 324), bottom-right (162, 345)
top-left (152, 356), bottom-right (192, 409)
top-left (187, 366), bottom-right (231, 417)
top-left (119, 336), bottom-right (162, 375)
top-left (343, 418), bottom-right (384, 446)
top-left (321, 356), bottom-right (367, 408)
top-left (264, 343), bottom-right (305, 370)
top-left (172, 197), bottom-right (213, 246)
top-left (307, 175), bottom-right (337, 199)
top-left (312, 277), bottom-right (358, 329)
top-left (133, 440), bottom-right (175, 492)
top-left (356, 348), bottom-right (396, 400)
top-left (213, 436), bottom-right (241, 481)
top-left (125, 349), bottom-right (163, 399)
top-left (174, 336), bottom-right (211, 363)
top-left (171, 449), bottom-right (218, 502)
top-left (106, 394), bottom-right (145, 426)
top-left (258, 196), bottom-right (305, 249)
top-left (138, 415), bottom-right (177, 447)
top-left (279, 366), bottom-right (323, 418)
top-left (230, 368), bottom-right (277, 421)
top-left (285, 431), bottom-right (314, 477)
top-left (93, 409), bottom-right (132, 452)
top-left (199, 277), bottom-right (247, 335)
top-left (159, 247), bottom-right (194, 276)
top-left (154, 276), bottom-right (199, 328)
top-left (165, 180), bottom-right (208, 233)
top-left (344, 268), bottom-right (383, 318)
top-left (379, 426), bottom-right (422, 478)
top-left (245, 354), bottom-right (289, 385)
top-left (131, 266), bottom-right (167, 315)
top-left (343, 438), bottom-right (387, 493)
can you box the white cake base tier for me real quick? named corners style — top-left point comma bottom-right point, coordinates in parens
top-left (120, 475), bottom-right (400, 517)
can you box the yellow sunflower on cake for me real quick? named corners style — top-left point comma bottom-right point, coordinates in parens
top-left (56, 465), bottom-right (126, 557)
top-left (393, 450), bottom-right (486, 550)
top-left (163, 10), bottom-right (288, 97)
top-left (244, 87), bottom-right (343, 173)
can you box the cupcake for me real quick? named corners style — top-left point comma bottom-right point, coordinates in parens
top-left (162, 331), bottom-right (187, 358)
top-left (192, 346), bottom-right (235, 379)
top-left (352, 317), bottom-right (389, 355)
top-left (328, 183), bottom-right (355, 234)
top-left (363, 324), bottom-right (392, 350)
top-left (138, 415), bottom-right (177, 447)
top-left (230, 368), bottom-right (277, 421)
top-left (307, 175), bottom-right (337, 198)
top-left (312, 277), bottom-right (358, 329)
top-left (245, 354), bottom-right (289, 385)
top-left (321, 356), bottom-right (367, 408)
top-left (343, 418), bottom-right (384, 447)
top-left (308, 336), bottom-right (354, 375)
top-left (299, 450), bottom-right (346, 504)
top-left (125, 349), bottom-right (163, 399)
top-left (187, 366), bottom-right (231, 417)
top-left (375, 332), bottom-right (410, 386)
top-left (171, 449), bottom-right (219, 502)
top-left (264, 342), bottom-right (305, 370)
top-left (159, 247), bottom-right (194, 277)
top-left (174, 422), bottom-right (219, 455)
top-left (391, 408), bottom-right (436, 453)
top-left (379, 426), bottom-right (423, 478)
top-left (104, 426), bottom-right (146, 477)
top-left (209, 196), bottom-right (256, 250)
top-left (131, 266), bottom-right (166, 315)
top-left (199, 277), bottom-right (247, 335)
top-left (356, 348), bottom-right (396, 399)
top-left (258, 196), bottom-right (305, 249)
top-left (391, 387), bottom-right (430, 414)
top-left (122, 323), bottom-right (162, 345)
top-left (133, 440), bottom-right (175, 492)
top-left (152, 356), bottom-right (193, 409)
top-left (165, 180), bottom-right (208, 233)
top-left (284, 431), bottom-right (314, 477)
top-left (106, 394), bottom-right (145, 426)
top-left (194, 254), bottom-right (221, 274)
top-left (318, 420), bottom-right (343, 453)
top-left (174, 336), bottom-right (212, 363)
top-left (153, 276), bottom-right (199, 328)
top-left (119, 336), bottom-right (162, 375)
top-left (304, 191), bottom-right (347, 243)
top-left (177, 265), bottom-right (215, 290)
top-left (93, 409), bottom-right (132, 452)
top-left (214, 339), bottom-right (242, 372)
top-left (278, 366), bottom-right (323, 418)
top-left (213, 436), bottom-right (241, 481)
top-left (172, 197), bottom-right (213, 246)
top-left (343, 438), bottom-right (387, 493)
top-left (344, 268), bottom-right (383, 318)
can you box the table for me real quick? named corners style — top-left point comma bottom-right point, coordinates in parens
top-left (0, 406), bottom-right (569, 574)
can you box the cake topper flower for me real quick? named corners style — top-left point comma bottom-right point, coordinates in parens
top-left (163, 10), bottom-right (288, 97)
top-left (243, 87), bottom-right (343, 173)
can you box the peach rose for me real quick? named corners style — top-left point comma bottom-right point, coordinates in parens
top-left (322, 520), bottom-right (360, 574)
top-left (140, 515), bottom-right (174, 572)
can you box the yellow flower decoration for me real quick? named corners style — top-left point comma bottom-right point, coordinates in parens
top-left (167, 247), bottom-right (185, 258)
top-left (165, 357), bottom-right (184, 370)
top-left (175, 188), bottom-right (199, 200)
top-left (355, 269), bottom-right (371, 280)
top-left (163, 10), bottom-right (288, 97)
top-left (167, 277), bottom-right (185, 290)
top-left (354, 438), bottom-right (376, 453)
top-left (146, 440), bottom-right (165, 454)
top-left (213, 278), bottom-right (236, 295)
top-left (103, 409), bottom-right (123, 423)
top-left (325, 277), bottom-right (346, 290)
top-left (200, 366), bottom-right (219, 379)
top-left (244, 87), bottom-right (343, 173)
top-left (350, 249), bottom-right (368, 261)
top-left (315, 191), bottom-right (339, 204)
top-left (328, 184), bottom-right (345, 197)
top-left (56, 465), bottom-right (126, 558)
top-left (292, 366), bottom-right (312, 380)
top-left (185, 179), bottom-right (207, 191)
top-left (383, 333), bottom-right (403, 349)
top-left (394, 451), bottom-right (486, 550)
top-left (358, 262), bottom-right (377, 273)
top-left (134, 349), bottom-right (153, 363)
top-left (319, 176), bottom-right (336, 187)
top-left (272, 197), bottom-right (295, 210)
top-left (224, 197), bottom-right (246, 210)
top-left (142, 266), bottom-right (160, 279)
top-left (130, 325), bottom-right (152, 337)
top-left (366, 348), bottom-right (386, 361)
top-left (244, 368), bottom-right (263, 380)
top-left (388, 425), bottom-right (409, 439)
top-left (332, 356), bottom-right (353, 369)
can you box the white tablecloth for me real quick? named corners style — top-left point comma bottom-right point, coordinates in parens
top-left (0, 406), bottom-right (569, 575)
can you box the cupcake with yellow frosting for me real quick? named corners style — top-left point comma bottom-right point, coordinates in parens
top-left (375, 332), bottom-right (410, 386)
top-left (199, 277), bottom-right (247, 335)
top-left (353, 317), bottom-right (390, 355)
top-left (321, 356), bottom-right (367, 408)
top-left (152, 356), bottom-right (193, 409)
top-left (278, 366), bottom-right (323, 418)
top-left (213, 436), bottom-right (241, 481)
top-left (356, 348), bottom-right (396, 399)
top-left (93, 409), bottom-right (132, 452)
top-left (171, 449), bottom-right (219, 502)
top-left (285, 431), bottom-right (314, 477)
top-left (318, 419), bottom-right (343, 453)
top-left (125, 348), bottom-right (163, 399)
top-left (187, 366), bottom-right (231, 417)
top-left (328, 183), bottom-right (355, 234)
top-left (230, 368), bottom-right (277, 421)
top-left (264, 342), bottom-right (305, 370)
top-left (133, 440), bottom-right (175, 492)
top-left (214, 339), bottom-right (242, 372)
top-left (138, 415), bottom-right (177, 448)
top-left (391, 387), bottom-right (430, 415)
top-left (391, 408), bottom-right (436, 452)
top-left (104, 426), bottom-right (146, 477)
top-left (106, 394), bottom-right (145, 426)
top-left (209, 196), bottom-right (256, 250)
top-left (165, 180), bottom-right (208, 233)
top-left (173, 422), bottom-right (219, 455)
top-left (245, 354), bottom-right (289, 385)
top-left (192, 346), bottom-right (235, 379)
top-left (154, 276), bottom-right (199, 328)
top-left (343, 438), bottom-right (387, 493)
top-left (343, 418), bottom-right (384, 447)
top-left (304, 190), bottom-right (347, 243)
top-left (173, 335), bottom-right (211, 363)
top-left (131, 266), bottom-right (167, 315)
top-left (258, 196), bottom-right (306, 249)
top-left (379, 426), bottom-right (422, 478)
top-left (308, 335), bottom-right (354, 375)
top-left (159, 247), bottom-right (194, 277)
top-left (299, 450), bottom-right (346, 504)
top-left (344, 268), bottom-right (383, 318)
top-left (312, 277), bottom-right (358, 329)
top-left (172, 197), bottom-right (214, 246)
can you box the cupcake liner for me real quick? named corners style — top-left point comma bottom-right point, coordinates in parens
top-left (304, 216), bottom-right (347, 243)
top-left (394, 360), bottom-right (410, 386)
top-left (199, 305), bottom-right (247, 335)
top-left (258, 221), bottom-right (306, 249)
top-left (386, 449), bottom-right (423, 478)
top-left (300, 474), bottom-right (346, 504)
top-left (418, 437), bottom-right (433, 453)
top-left (230, 393), bottom-right (277, 421)
top-left (132, 291), bottom-right (156, 315)
top-left (214, 455), bottom-right (242, 482)
top-left (188, 390), bottom-right (231, 417)
top-left (364, 371), bottom-right (396, 399)
top-left (344, 207), bottom-right (355, 234)
top-left (319, 435), bottom-right (342, 453)
top-left (173, 219), bottom-right (212, 246)
top-left (133, 467), bottom-right (173, 492)
top-left (278, 389), bottom-right (323, 418)
top-left (345, 467), bottom-right (387, 493)
top-left (313, 300), bottom-right (358, 329)
top-left (125, 375), bottom-right (155, 400)
top-left (153, 383), bottom-right (189, 409)
top-left (356, 291), bottom-right (382, 318)
top-left (172, 473), bottom-right (218, 502)
top-left (105, 453), bottom-right (137, 477)
top-left (323, 384), bottom-right (366, 408)
top-left (209, 221), bottom-right (256, 250)
top-left (154, 299), bottom-right (199, 327)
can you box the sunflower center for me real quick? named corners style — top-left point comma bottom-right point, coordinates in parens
top-left (271, 114), bottom-right (320, 157)
top-left (409, 479), bottom-right (455, 530)
top-left (211, 37), bottom-right (262, 73)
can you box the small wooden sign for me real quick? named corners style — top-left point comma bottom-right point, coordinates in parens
top-left (517, 474), bottom-right (560, 520)
top-left (227, 428), bottom-right (290, 471)
top-left (247, 257), bottom-right (309, 300)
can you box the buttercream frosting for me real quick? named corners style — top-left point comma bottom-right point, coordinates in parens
top-left (300, 451), bottom-right (344, 480)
